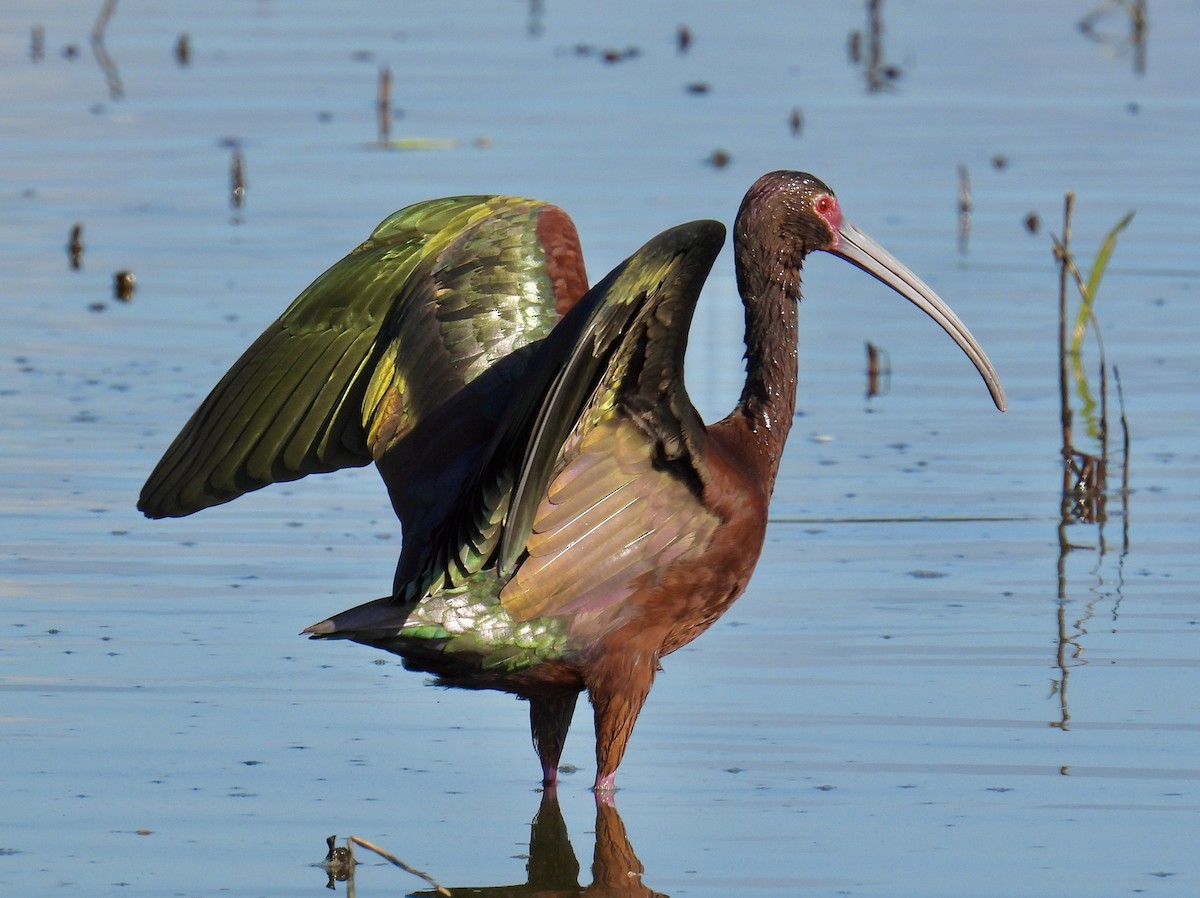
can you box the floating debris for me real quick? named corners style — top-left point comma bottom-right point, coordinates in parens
top-left (113, 270), bottom-right (136, 302)
top-left (68, 223), bottom-right (84, 270)
top-left (1024, 212), bottom-right (1040, 234)
top-left (369, 71), bottom-right (456, 152)
top-left (865, 340), bottom-right (890, 398)
top-left (706, 148), bottom-right (730, 168)
top-left (91, 0), bottom-right (123, 100)
top-left (789, 106), bottom-right (803, 137)
top-left (677, 24), bottom-right (692, 54)
top-left (1079, 0), bottom-right (1147, 75)
top-left (685, 81), bottom-right (710, 94)
top-left (567, 44), bottom-right (641, 64)
top-left (957, 164), bottom-right (971, 254)
top-left (175, 33), bottom-right (190, 66)
top-left (378, 65), bottom-right (392, 145)
top-left (230, 148), bottom-right (245, 212)
top-left (31, 24), bottom-right (44, 62)
top-left (850, 0), bottom-right (902, 92)
top-left (527, 0), bottom-right (544, 37)
top-left (601, 46), bottom-right (640, 64)
top-left (866, 341), bottom-right (880, 397)
top-left (319, 835), bottom-right (355, 887)
top-left (991, 154), bottom-right (1008, 170)
top-left (378, 137), bottom-right (459, 151)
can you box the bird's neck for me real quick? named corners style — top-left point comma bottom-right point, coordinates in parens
top-left (731, 246), bottom-right (801, 483)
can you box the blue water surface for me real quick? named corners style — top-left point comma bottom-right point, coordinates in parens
top-left (2, 2), bottom-right (1197, 895)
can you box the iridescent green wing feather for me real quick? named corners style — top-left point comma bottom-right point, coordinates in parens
top-left (138, 195), bottom-right (584, 520)
top-left (361, 199), bottom-right (586, 462)
top-left (357, 199), bottom-right (589, 577)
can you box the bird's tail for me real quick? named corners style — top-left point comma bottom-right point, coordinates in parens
top-left (302, 595), bottom-right (415, 640)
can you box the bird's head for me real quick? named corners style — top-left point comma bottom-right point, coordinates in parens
top-left (737, 170), bottom-right (1006, 411)
top-left (735, 171), bottom-right (841, 266)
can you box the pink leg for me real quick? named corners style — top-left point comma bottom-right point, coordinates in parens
top-left (588, 660), bottom-right (655, 792)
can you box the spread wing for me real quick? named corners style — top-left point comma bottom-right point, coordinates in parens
top-left (497, 219), bottom-right (727, 623)
top-left (138, 195), bottom-right (587, 520)
top-left (306, 219), bottom-right (728, 642)
top-left (377, 220), bottom-right (727, 611)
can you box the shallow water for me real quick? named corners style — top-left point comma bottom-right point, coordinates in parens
top-left (3, 1), bottom-right (1198, 895)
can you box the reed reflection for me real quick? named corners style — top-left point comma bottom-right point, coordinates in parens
top-left (91, 0), bottom-right (124, 101)
top-left (1078, 0), bottom-right (1148, 75)
top-left (1050, 194), bottom-right (1132, 732)
top-left (846, 0), bottom-right (904, 92)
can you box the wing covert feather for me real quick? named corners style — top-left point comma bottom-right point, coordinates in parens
top-left (496, 219), bottom-right (727, 577)
top-left (494, 220), bottom-right (727, 623)
top-left (500, 420), bottom-right (719, 623)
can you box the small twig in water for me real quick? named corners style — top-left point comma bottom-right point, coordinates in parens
top-left (68, 223), bottom-right (84, 270)
top-left (231, 148), bottom-right (245, 211)
top-left (378, 66), bottom-right (392, 145)
top-left (92, 0), bottom-right (119, 42)
top-left (1055, 193), bottom-right (1074, 464)
top-left (90, 0), bottom-right (123, 99)
top-left (1114, 364), bottom-right (1131, 552)
top-left (957, 164), bottom-right (971, 254)
top-left (349, 835), bottom-right (451, 896)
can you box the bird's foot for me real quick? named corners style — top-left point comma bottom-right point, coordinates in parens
top-left (592, 771), bottom-right (617, 796)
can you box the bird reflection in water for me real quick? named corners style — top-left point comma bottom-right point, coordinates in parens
top-left (322, 792), bottom-right (664, 897)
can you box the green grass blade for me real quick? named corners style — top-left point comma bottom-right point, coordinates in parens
top-left (1071, 210), bottom-right (1135, 356)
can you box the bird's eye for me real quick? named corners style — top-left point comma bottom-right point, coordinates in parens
top-left (815, 195), bottom-right (832, 215)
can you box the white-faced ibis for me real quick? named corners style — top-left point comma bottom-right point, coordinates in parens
top-left (140, 171), bottom-right (1005, 791)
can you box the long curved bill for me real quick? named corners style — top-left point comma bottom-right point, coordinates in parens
top-left (832, 219), bottom-right (1007, 412)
